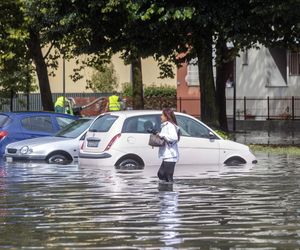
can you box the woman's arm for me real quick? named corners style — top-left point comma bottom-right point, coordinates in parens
top-left (158, 123), bottom-right (178, 143)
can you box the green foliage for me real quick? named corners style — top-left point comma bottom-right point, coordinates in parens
top-left (122, 82), bottom-right (133, 97)
top-left (122, 84), bottom-right (176, 98)
top-left (144, 85), bottom-right (176, 98)
top-left (214, 130), bottom-right (231, 140)
top-left (1, 0), bottom-right (299, 113)
top-left (122, 83), bottom-right (176, 110)
top-left (87, 63), bottom-right (118, 93)
top-left (250, 145), bottom-right (300, 156)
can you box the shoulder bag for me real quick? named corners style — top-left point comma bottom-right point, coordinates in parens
top-left (148, 134), bottom-right (165, 147)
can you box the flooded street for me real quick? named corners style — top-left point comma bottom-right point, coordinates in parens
top-left (1, 153), bottom-right (300, 249)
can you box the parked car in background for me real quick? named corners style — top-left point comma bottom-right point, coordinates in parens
top-left (79, 110), bottom-right (257, 170)
top-left (5, 117), bottom-right (93, 165)
top-left (0, 112), bottom-right (78, 156)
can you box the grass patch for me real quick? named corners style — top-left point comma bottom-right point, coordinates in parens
top-left (249, 144), bottom-right (300, 156)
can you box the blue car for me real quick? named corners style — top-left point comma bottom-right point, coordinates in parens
top-left (0, 112), bottom-right (78, 157)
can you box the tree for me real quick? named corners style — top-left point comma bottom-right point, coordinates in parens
top-left (0, 0), bottom-right (69, 111)
top-left (134, 0), bottom-right (300, 129)
top-left (131, 2), bottom-right (219, 125)
top-left (57, 0), bottom-right (147, 109)
top-left (87, 63), bottom-right (118, 93)
top-left (0, 0), bottom-right (36, 100)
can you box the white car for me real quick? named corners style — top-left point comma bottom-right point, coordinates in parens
top-left (79, 111), bottom-right (257, 170)
top-left (5, 117), bottom-right (94, 165)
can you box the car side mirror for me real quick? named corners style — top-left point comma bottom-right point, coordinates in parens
top-left (208, 131), bottom-right (216, 140)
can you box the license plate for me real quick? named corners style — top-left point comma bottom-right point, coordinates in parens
top-left (6, 157), bottom-right (13, 163)
top-left (87, 140), bottom-right (99, 147)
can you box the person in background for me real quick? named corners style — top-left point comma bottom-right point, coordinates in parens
top-left (54, 96), bottom-right (72, 114)
top-left (105, 93), bottom-right (124, 112)
top-left (156, 108), bottom-right (180, 183)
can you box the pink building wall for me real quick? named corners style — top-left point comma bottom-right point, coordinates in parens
top-left (176, 63), bottom-right (201, 118)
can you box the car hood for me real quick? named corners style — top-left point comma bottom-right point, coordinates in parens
top-left (7, 136), bottom-right (73, 148)
top-left (220, 139), bottom-right (250, 151)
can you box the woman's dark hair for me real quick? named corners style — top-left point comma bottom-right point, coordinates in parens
top-left (162, 108), bottom-right (180, 140)
top-left (162, 108), bottom-right (177, 125)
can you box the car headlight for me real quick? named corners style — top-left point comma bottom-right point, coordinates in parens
top-left (20, 146), bottom-right (32, 155)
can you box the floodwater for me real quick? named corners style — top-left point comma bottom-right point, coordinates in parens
top-left (1, 153), bottom-right (300, 249)
top-left (233, 130), bottom-right (300, 145)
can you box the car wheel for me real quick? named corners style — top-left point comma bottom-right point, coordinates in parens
top-left (224, 156), bottom-right (246, 166)
top-left (115, 157), bottom-right (144, 171)
top-left (46, 153), bottom-right (72, 165)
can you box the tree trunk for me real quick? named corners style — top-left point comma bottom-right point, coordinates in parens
top-left (215, 38), bottom-right (229, 131)
top-left (27, 29), bottom-right (54, 111)
top-left (131, 56), bottom-right (144, 109)
top-left (195, 37), bottom-right (218, 127)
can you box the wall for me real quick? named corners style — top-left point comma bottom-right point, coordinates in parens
top-left (46, 53), bottom-right (176, 93)
top-left (176, 63), bottom-right (201, 117)
top-left (234, 45), bottom-right (300, 97)
top-left (226, 45), bottom-right (300, 120)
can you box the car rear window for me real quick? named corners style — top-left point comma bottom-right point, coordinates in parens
top-left (0, 115), bottom-right (11, 127)
top-left (21, 116), bottom-right (54, 132)
top-left (122, 115), bottom-right (161, 133)
top-left (89, 114), bottom-right (118, 132)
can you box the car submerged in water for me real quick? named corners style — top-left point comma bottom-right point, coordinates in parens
top-left (5, 117), bottom-right (94, 165)
top-left (79, 110), bottom-right (257, 170)
top-left (0, 111), bottom-right (78, 157)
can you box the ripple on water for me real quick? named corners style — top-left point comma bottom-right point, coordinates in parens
top-left (1, 154), bottom-right (300, 249)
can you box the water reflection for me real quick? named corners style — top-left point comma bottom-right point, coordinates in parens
top-left (158, 183), bottom-right (182, 248)
top-left (0, 163), bottom-right (7, 218)
top-left (1, 154), bottom-right (300, 248)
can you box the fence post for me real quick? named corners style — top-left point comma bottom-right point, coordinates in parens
top-left (292, 96), bottom-right (295, 120)
top-left (267, 96), bottom-right (270, 120)
top-left (179, 97), bottom-right (182, 112)
top-left (243, 96), bottom-right (246, 119)
top-left (10, 90), bottom-right (14, 112)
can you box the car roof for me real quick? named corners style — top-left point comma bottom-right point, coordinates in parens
top-left (103, 110), bottom-right (162, 118)
top-left (0, 111), bottom-right (76, 118)
top-left (101, 110), bottom-right (192, 119)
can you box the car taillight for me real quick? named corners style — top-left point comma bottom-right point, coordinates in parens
top-left (81, 141), bottom-right (85, 150)
top-left (0, 131), bottom-right (8, 140)
top-left (105, 133), bottom-right (121, 151)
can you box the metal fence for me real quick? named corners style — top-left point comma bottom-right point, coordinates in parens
top-left (226, 97), bottom-right (300, 120)
top-left (0, 93), bottom-right (108, 112)
top-left (2, 93), bottom-right (300, 121)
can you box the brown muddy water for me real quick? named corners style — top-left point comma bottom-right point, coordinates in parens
top-left (1, 153), bottom-right (300, 249)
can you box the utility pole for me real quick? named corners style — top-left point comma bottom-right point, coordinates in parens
top-left (62, 57), bottom-right (66, 114)
top-left (233, 58), bottom-right (236, 131)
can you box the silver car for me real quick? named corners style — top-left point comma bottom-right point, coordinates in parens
top-left (5, 117), bottom-right (93, 165)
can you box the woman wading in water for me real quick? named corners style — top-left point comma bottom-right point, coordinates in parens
top-left (157, 108), bottom-right (180, 183)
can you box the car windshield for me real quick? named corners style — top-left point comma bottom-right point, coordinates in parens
top-left (0, 115), bottom-right (11, 127)
top-left (55, 119), bottom-right (93, 138)
top-left (89, 114), bottom-right (118, 132)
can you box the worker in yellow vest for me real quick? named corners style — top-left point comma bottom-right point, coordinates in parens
top-left (54, 96), bottom-right (74, 115)
top-left (106, 94), bottom-right (123, 112)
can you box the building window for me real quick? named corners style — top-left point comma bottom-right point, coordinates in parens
top-left (288, 51), bottom-right (300, 76)
top-left (185, 58), bottom-right (199, 86)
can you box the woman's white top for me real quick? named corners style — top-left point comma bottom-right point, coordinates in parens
top-left (158, 121), bottom-right (180, 162)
